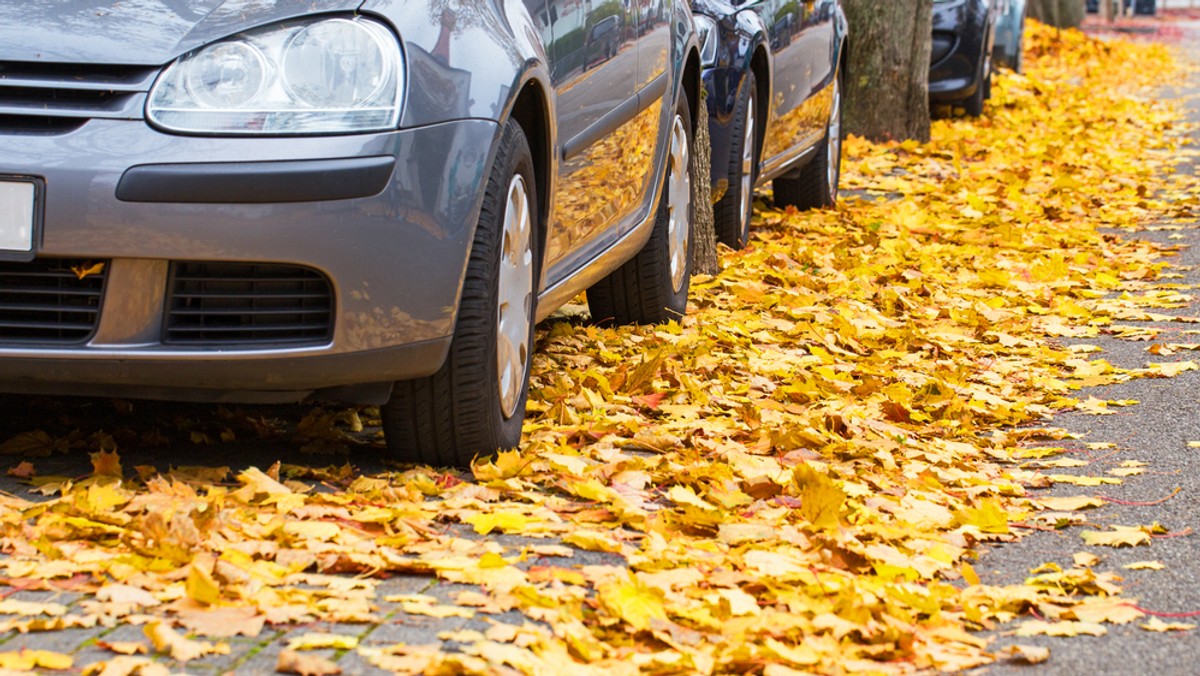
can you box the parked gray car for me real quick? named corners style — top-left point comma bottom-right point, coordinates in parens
top-left (0, 0), bottom-right (702, 465)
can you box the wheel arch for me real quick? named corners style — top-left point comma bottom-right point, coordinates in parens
top-left (748, 43), bottom-right (770, 166)
top-left (681, 48), bottom-right (702, 132)
top-left (505, 78), bottom-right (553, 278)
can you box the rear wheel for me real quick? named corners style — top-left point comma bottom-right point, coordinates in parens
top-left (382, 119), bottom-right (538, 466)
top-left (773, 72), bottom-right (841, 211)
top-left (714, 71), bottom-right (758, 249)
top-left (964, 52), bottom-right (989, 116)
top-left (588, 90), bottom-right (694, 325)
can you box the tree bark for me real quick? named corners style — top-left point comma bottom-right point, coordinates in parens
top-left (1028, 0), bottom-right (1086, 28)
top-left (691, 95), bottom-right (719, 275)
top-left (1062, 0), bottom-right (1086, 26)
top-left (842, 0), bottom-right (933, 143)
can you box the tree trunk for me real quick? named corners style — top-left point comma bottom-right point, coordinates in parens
top-left (691, 94), bottom-right (719, 275)
top-left (1062, 0), bottom-right (1086, 26)
top-left (842, 0), bottom-right (933, 143)
top-left (1028, 0), bottom-right (1086, 27)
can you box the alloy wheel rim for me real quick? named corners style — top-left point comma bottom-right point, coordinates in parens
top-left (496, 174), bottom-right (534, 419)
top-left (667, 115), bottom-right (691, 293)
top-left (826, 78), bottom-right (841, 201)
top-left (739, 95), bottom-right (755, 240)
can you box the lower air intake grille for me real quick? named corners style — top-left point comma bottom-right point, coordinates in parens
top-left (165, 262), bottom-right (333, 346)
top-left (0, 258), bottom-right (106, 343)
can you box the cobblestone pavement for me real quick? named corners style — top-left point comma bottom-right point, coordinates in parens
top-left (0, 401), bottom-right (618, 673)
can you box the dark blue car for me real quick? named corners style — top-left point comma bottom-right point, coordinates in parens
top-left (930, 0), bottom-right (1001, 116)
top-left (692, 0), bottom-right (848, 249)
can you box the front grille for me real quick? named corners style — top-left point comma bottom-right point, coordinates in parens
top-left (165, 262), bottom-right (334, 346)
top-left (0, 61), bottom-right (157, 133)
top-left (0, 258), bottom-right (107, 344)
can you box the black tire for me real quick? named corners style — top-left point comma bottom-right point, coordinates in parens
top-left (588, 89), bottom-right (694, 325)
top-left (382, 120), bottom-right (539, 466)
top-left (983, 53), bottom-right (993, 101)
top-left (773, 71), bottom-right (842, 211)
top-left (963, 53), bottom-right (988, 116)
top-left (714, 71), bottom-right (758, 249)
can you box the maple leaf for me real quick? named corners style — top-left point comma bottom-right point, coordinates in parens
top-left (463, 511), bottom-right (529, 535)
top-left (1070, 598), bottom-right (1144, 624)
top-left (1000, 644), bottom-right (1050, 665)
top-left (954, 499), bottom-right (1010, 534)
top-left (143, 621), bottom-right (230, 662)
top-left (1140, 617), bottom-right (1196, 632)
top-left (0, 430), bottom-right (66, 456)
top-left (286, 633), bottom-right (359, 651)
top-left (5, 461), bottom-right (33, 479)
top-left (1080, 526), bottom-right (1152, 547)
top-left (597, 577), bottom-right (668, 631)
top-left (185, 555), bottom-right (221, 606)
top-left (1036, 495), bottom-right (1105, 511)
top-left (69, 261), bottom-right (105, 280)
top-left (1015, 620), bottom-right (1107, 637)
top-left (175, 605), bottom-right (264, 639)
top-left (82, 656), bottom-right (170, 676)
top-left (96, 641), bottom-right (147, 656)
top-left (0, 649), bottom-right (72, 670)
top-left (791, 464), bottom-right (845, 532)
top-left (277, 649), bottom-right (342, 676)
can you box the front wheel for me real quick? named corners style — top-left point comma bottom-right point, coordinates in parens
top-left (714, 71), bottom-right (759, 250)
top-left (963, 53), bottom-right (989, 116)
top-left (588, 90), bottom-right (694, 325)
top-left (382, 119), bottom-right (538, 466)
top-left (773, 73), bottom-right (842, 211)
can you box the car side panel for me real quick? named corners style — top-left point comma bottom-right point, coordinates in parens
top-left (539, 0), bottom-right (656, 286)
top-left (929, 0), bottom-right (990, 100)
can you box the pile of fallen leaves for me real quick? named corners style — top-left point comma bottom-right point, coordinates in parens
top-left (0, 21), bottom-right (1195, 675)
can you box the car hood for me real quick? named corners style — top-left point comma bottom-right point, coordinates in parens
top-left (0, 0), bottom-right (364, 65)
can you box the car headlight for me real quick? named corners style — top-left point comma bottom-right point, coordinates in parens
top-left (148, 16), bottom-right (404, 135)
top-left (693, 15), bottom-right (719, 67)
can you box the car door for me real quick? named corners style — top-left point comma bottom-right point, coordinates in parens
top-left (759, 0), bottom-right (834, 176)
top-left (625, 0), bottom-right (674, 229)
top-left (541, 0), bottom-right (645, 287)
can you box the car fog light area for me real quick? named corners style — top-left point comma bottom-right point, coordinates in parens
top-left (147, 16), bottom-right (403, 135)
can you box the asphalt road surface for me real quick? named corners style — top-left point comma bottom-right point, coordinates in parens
top-left (981, 23), bottom-right (1200, 675)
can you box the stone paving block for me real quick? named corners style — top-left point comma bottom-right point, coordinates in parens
top-left (334, 649), bottom-right (390, 675)
top-left (0, 626), bottom-right (105, 654)
top-left (361, 611), bottom-right (468, 649)
top-left (235, 642), bottom-right (340, 674)
top-left (6, 589), bottom-right (83, 606)
top-left (373, 574), bottom-right (434, 597)
top-left (181, 637), bottom-right (262, 673)
top-left (90, 623), bottom-right (149, 644)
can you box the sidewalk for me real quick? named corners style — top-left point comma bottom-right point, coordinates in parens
top-left (980, 25), bottom-right (1200, 674)
top-left (1081, 10), bottom-right (1200, 41)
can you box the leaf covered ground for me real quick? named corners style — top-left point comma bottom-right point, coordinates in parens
top-left (0, 23), bottom-right (1196, 676)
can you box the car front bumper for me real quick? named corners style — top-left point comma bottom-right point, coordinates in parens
top-left (0, 117), bottom-right (500, 402)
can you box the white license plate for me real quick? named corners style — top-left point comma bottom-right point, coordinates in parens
top-left (0, 181), bottom-right (34, 253)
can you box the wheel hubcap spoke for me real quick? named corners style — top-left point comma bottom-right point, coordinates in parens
top-left (667, 115), bottom-right (690, 293)
top-left (496, 174), bottom-right (533, 419)
top-left (827, 79), bottom-right (841, 199)
top-left (740, 96), bottom-right (755, 238)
